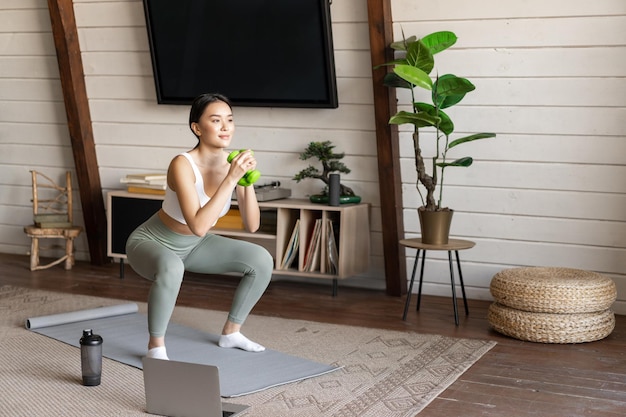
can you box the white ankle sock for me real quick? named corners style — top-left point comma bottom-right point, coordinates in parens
top-left (146, 346), bottom-right (169, 360)
top-left (218, 332), bottom-right (265, 352)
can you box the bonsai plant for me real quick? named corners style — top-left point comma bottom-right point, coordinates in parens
top-left (293, 141), bottom-right (360, 204)
top-left (379, 30), bottom-right (495, 242)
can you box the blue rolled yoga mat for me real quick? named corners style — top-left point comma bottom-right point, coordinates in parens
top-left (26, 304), bottom-right (339, 397)
top-left (26, 303), bottom-right (139, 330)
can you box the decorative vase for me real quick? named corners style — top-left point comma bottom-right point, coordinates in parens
top-left (418, 209), bottom-right (454, 245)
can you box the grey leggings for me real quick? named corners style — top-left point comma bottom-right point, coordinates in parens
top-left (126, 213), bottom-right (273, 337)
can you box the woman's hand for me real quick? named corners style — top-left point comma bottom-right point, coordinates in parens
top-left (229, 150), bottom-right (261, 231)
top-left (228, 150), bottom-right (259, 186)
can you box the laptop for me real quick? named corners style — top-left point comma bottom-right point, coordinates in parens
top-left (142, 357), bottom-right (249, 417)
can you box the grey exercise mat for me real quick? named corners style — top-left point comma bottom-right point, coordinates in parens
top-left (26, 304), bottom-right (339, 397)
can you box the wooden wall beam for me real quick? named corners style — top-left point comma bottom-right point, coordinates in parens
top-left (367, 0), bottom-right (407, 296)
top-left (47, 0), bottom-right (108, 265)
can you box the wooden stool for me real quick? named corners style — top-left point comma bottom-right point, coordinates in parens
top-left (23, 171), bottom-right (83, 271)
top-left (400, 238), bottom-right (476, 325)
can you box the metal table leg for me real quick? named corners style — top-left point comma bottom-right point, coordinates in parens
top-left (448, 251), bottom-right (459, 325)
top-left (402, 249), bottom-right (420, 320)
top-left (416, 250), bottom-right (427, 311)
top-left (455, 250), bottom-right (469, 316)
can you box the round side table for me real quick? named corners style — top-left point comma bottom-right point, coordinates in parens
top-left (399, 238), bottom-right (476, 325)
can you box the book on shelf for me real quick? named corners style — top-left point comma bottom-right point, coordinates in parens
top-left (121, 173), bottom-right (167, 194)
top-left (126, 185), bottom-right (166, 195)
top-left (303, 219), bottom-right (322, 272)
top-left (121, 173), bottom-right (167, 183)
top-left (34, 213), bottom-right (68, 223)
top-left (35, 221), bottom-right (72, 228)
top-left (300, 219), bottom-right (317, 270)
top-left (280, 219), bottom-right (300, 270)
top-left (325, 218), bottom-right (339, 275)
top-left (33, 213), bottom-right (72, 228)
top-left (125, 181), bottom-right (166, 190)
top-left (214, 209), bottom-right (244, 230)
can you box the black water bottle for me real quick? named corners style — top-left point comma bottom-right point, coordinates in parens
top-left (80, 329), bottom-right (103, 386)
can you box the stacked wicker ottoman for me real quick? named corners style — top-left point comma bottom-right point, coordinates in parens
top-left (488, 267), bottom-right (617, 343)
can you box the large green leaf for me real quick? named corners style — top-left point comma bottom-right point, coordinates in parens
top-left (389, 110), bottom-right (440, 127)
top-left (389, 35), bottom-right (418, 51)
top-left (447, 132), bottom-right (496, 149)
top-left (383, 72), bottom-right (413, 89)
top-left (406, 40), bottom-right (434, 74)
top-left (421, 31), bottom-right (457, 54)
top-left (373, 58), bottom-right (407, 70)
top-left (413, 102), bottom-right (436, 114)
top-left (437, 111), bottom-right (454, 135)
top-left (413, 103), bottom-right (454, 135)
top-left (393, 65), bottom-right (433, 90)
top-left (436, 157), bottom-right (473, 168)
top-left (433, 74), bottom-right (475, 109)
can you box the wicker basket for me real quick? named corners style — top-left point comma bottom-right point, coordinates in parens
top-left (490, 267), bottom-right (616, 314)
top-left (488, 302), bottom-right (615, 344)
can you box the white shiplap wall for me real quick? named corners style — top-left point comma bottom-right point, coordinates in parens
top-left (391, 0), bottom-right (626, 313)
top-left (0, 0), bottom-right (624, 313)
top-left (0, 1), bottom-right (87, 256)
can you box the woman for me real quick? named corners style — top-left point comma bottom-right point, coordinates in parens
top-left (126, 93), bottom-right (273, 360)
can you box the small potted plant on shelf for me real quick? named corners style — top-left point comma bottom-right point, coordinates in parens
top-left (378, 30), bottom-right (495, 244)
top-left (293, 141), bottom-right (361, 204)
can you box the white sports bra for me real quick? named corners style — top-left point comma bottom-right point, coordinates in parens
top-left (162, 153), bottom-right (231, 225)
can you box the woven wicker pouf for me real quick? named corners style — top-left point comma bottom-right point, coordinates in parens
top-left (488, 267), bottom-right (617, 343)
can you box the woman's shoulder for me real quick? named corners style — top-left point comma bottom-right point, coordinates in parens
top-left (168, 153), bottom-right (195, 174)
top-left (170, 152), bottom-right (194, 164)
top-left (172, 151), bottom-right (192, 160)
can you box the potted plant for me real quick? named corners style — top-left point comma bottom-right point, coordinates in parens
top-left (293, 141), bottom-right (361, 204)
top-left (379, 30), bottom-right (495, 244)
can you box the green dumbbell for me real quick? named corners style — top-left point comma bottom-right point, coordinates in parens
top-left (227, 149), bottom-right (261, 187)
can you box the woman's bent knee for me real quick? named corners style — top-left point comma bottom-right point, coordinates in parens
top-left (153, 257), bottom-right (185, 288)
top-left (251, 246), bottom-right (274, 276)
top-left (127, 240), bottom-right (185, 286)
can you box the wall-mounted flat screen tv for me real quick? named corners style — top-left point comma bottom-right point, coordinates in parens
top-left (143, 0), bottom-right (338, 108)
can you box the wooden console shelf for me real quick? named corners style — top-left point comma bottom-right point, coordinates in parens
top-left (106, 191), bottom-right (370, 293)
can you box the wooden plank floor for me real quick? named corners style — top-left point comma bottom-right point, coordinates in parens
top-left (1, 253), bottom-right (624, 416)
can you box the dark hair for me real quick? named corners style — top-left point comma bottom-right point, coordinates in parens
top-left (188, 93), bottom-right (232, 138)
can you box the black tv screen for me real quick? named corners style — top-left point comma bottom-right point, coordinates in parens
top-left (143, 0), bottom-right (338, 108)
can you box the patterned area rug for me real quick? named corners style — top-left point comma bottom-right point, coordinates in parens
top-left (0, 286), bottom-right (496, 416)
